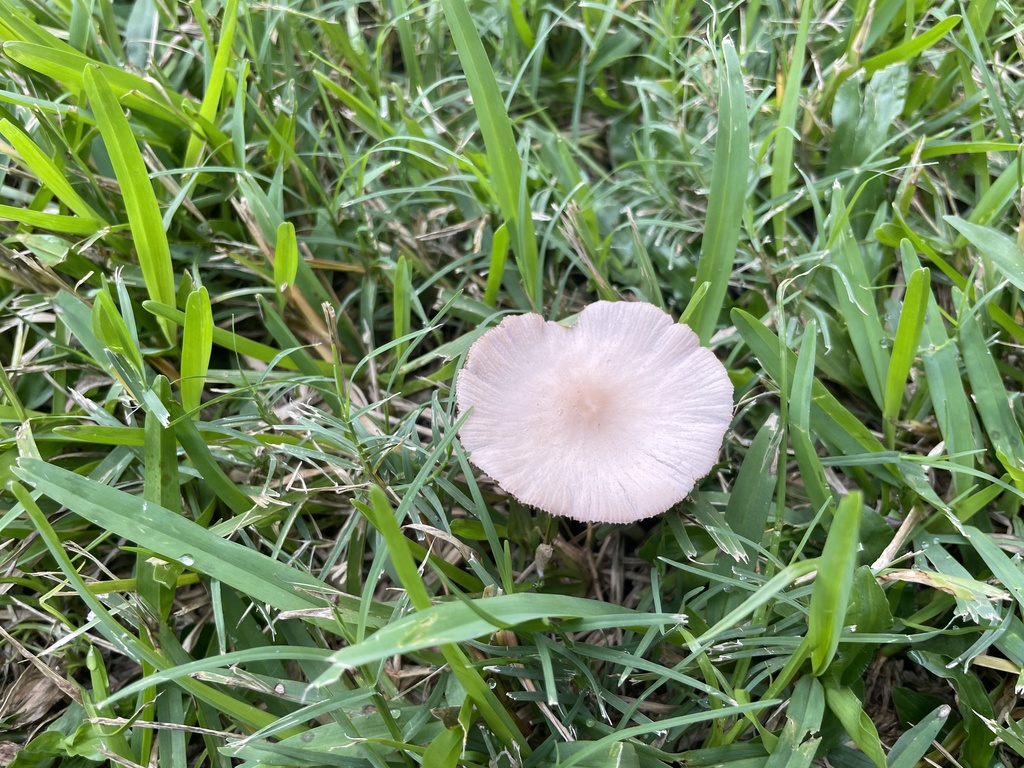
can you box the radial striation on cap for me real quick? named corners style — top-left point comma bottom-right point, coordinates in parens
top-left (456, 301), bottom-right (733, 524)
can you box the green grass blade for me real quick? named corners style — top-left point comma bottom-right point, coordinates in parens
top-left (392, 254), bottom-right (412, 368)
top-left (483, 222), bottom-right (509, 306)
top-left (883, 257), bottom-right (930, 448)
top-left (440, 0), bottom-right (539, 307)
top-left (764, 676), bottom-right (823, 768)
top-left (183, 0), bottom-right (238, 172)
top-left (16, 459), bottom-right (329, 611)
top-left (945, 215), bottom-right (1024, 293)
top-left (144, 300), bottom-right (333, 375)
top-left (4, 42), bottom-right (189, 124)
top-left (165, 400), bottom-right (257, 516)
top-left (770, 0), bottom-right (812, 245)
top-left (84, 65), bottom-right (176, 344)
top-left (828, 189), bottom-right (889, 408)
top-left (790, 320), bottom-right (833, 514)
top-left (732, 308), bottom-right (900, 485)
top-left (808, 490), bottom-right (862, 675)
top-left (181, 286), bottom-right (213, 416)
top-left (958, 306), bottom-right (1024, 474)
top-left (693, 36), bottom-right (749, 344)
top-left (273, 221), bottom-right (298, 298)
top-left (899, 247), bottom-right (977, 499)
top-left (720, 417), bottom-right (781, 566)
top-left (860, 15), bottom-right (960, 77)
top-left (0, 203), bottom-right (103, 235)
top-left (0, 118), bottom-right (106, 222)
top-left (886, 705), bottom-right (950, 768)
top-left (823, 679), bottom-right (886, 768)
top-left (357, 486), bottom-right (529, 756)
top-left (139, 375), bottom-right (182, 621)
top-left (8, 480), bottom-right (285, 734)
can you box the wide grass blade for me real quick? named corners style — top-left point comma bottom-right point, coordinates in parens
top-left (886, 705), bottom-right (950, 768)
top-left (823, 679), bottom-right (886, 768)
top-left (770, 0), bottom-right (812, 246)
top-left (181, 286), bottom-right (213, 416)
top-left (8, 480), bottom-right (288, 735)
top-left (354, 486), bottom-right (529, 756)
top-left (899, 247), bottom-right (977, 499)
top-left (827, 189), bottom-right (889, 409)
top-left (883, 256), bottom-right (930, 448)
top-left (0, 118), bottom-right (105, 222)
top-left (183, 0), bottom-right (238, 172)
top-left (273, 221), bottom-right (298, 299)
top-left (693, 36), bottom-right (749, 344)
top-left (789, 320), bottom-right (833, 514)
top-left (808, 490), bottom-right (862, 675)
top-left (946, 215), bottom-right (1024, 292)
top-left (440, 0), bottom-right (539, 307)
top-left (4, 42), bottom-right (191, 125)
top-left (84, 65), bottom-right (176, 344)
top-left (15, 459), bottom-right (332, 613)
top-left (958, 307), bottom-right (1024, 475)
top-left (764, 676), bottom-right (823, 768)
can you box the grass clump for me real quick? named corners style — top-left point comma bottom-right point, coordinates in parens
top-left (1, 0), bottom-right (1023, 766)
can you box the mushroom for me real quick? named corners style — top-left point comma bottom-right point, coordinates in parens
top-left (456, 301), bottom-right (733, 523)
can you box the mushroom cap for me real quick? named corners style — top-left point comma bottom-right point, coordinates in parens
top-left (456, 301), bottom-right (733, 524)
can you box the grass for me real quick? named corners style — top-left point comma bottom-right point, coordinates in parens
top-left (0, 0), bottom-right (1023, 766)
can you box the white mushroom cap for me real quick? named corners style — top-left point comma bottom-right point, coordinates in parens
top-left (456, 301), bottom-right (733, 524)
